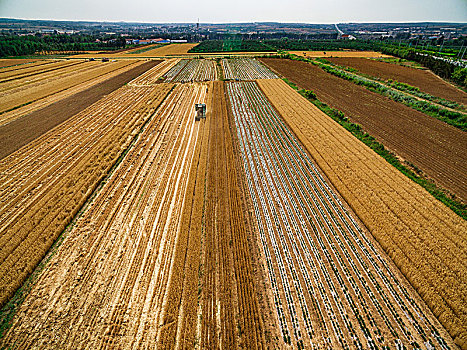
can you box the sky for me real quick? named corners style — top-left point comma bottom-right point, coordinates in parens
top-left (0, 0), bottom-right (466, 24)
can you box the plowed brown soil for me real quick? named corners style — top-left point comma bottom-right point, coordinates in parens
top-left (327, 57), bottom-right (467, 105)
top-left (0, 60), bottom-right (161, 159)
top-left (260, 58), bottom-right (467, 203)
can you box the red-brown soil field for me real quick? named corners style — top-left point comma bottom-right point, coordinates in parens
top-left (327, 57), bottom-right (467, 105)
top-left (260, 58), bottom-right (467, 204)
top-left (0, 60), bottom-right (161, 159)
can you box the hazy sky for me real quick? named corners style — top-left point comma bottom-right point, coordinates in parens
top-left (0, 0), bottom-right (466, 23)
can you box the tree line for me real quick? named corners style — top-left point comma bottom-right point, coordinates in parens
top-left (0, 34), bottom-right (126, 57)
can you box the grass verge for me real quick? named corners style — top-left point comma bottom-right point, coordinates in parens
top-left (283, 77), bottom-right (466, 220)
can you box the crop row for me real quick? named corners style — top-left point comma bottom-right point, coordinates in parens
top-left (164, 59), bottom-right (217, 82)
top-left (226, 80), bottom-right (455, 349)
top-left (128, 59), bottom-right (179, 86)
top-left (0, 83), bottom-right (174, 309)
top-left (0, 59), bottom-right (139, 115)
top-left (222, 58), bottom-right (278, 80)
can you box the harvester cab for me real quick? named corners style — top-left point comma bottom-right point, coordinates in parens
top-left (195, 103), bottom-right (206, 121)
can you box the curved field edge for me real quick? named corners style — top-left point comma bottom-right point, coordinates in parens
top-left (257, 79), bottom-right (467, 348)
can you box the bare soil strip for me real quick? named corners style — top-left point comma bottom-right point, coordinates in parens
top-left (260, 58), bottom-right (467, 204)
top-left (327, 57), bottom-right (467, 105)
top-left (0, 60), bottom-right (160, 159)
top-left (258, 78), bottom-right (467, 348)
top-left (0, 82), bottom-right (173, 309)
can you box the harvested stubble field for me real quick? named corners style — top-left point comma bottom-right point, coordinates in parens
top-left (0, 60), bottom-right (82, 82)
top-left (0, 81), bottom-right (272, 349)
top-left (0, 81), bottom-right (173, 310)
top-left (327, 57), bottom-right (467, 105)
top-left (260, 58), bottom-right (467, 204)
top-left (0, 59), bottom-right (143, 115)
top-left (228, 80), bottom-right (456, 349)
top-left (258, 78), bottom-right (467, 348)
top-left (0, 59), bottom-right (38, 69)
top-left (70, 43), bottom-right (198, 58)
top-left (289, 51), bottom-right (391, 58)
top-left (0, 60), bottom-right (161, 159)
top-left (128, 59), bottom-right (179, 86)
top-left (0, 60), bottom-right (53, 74)
top-left (0, 59), bottom-right (150, 126)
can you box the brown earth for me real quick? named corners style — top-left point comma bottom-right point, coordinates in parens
top-left (0, 59), bottom-right (37, 68)
top-left (260, 58), bottom-right (467, 204)
top-left (327, 57), bottom-right (467, 105)
top-left (258, 78), bottom-right (466, 348)
top-left (289, 51), bottom-right (391, 58)
top-left (0, 60), bottom-right (161, 159)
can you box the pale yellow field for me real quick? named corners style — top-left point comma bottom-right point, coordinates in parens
top-left (289, 50), bottom-right (391, 58)
top-left (70, 43), bottom-right (197, 58)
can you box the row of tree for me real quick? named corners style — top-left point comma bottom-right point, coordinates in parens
top-left (379, 46), bottom-right (467, 87)
top-left (0, 34), bottom-right (126, 57)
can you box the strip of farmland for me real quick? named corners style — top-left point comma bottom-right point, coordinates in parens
top-left (129, 58), bottom-right (179, 86)
top-left (0, 59), bottom-right (38, 69)
top-left (0, 60), bottom-right (149, 126)
top-left (0, 60), bottom-right (143, 115)
top-left (260, 58), bottom-right (467, 204)
top-left (0, 82), bottom-right (173, 308)
top-left (1, 84), bottom-right (205, 349)
top-left (0, 82), bottom-right (271, 349)
top-left (327, 57), bottom-right (467, 105)
top-left (0, 60), bottom-right (160, 159)
top-left (163, 59), bottom-right (217, 82)
top-left (258, 78), bottom-right (467, 348)
top-left (227, 80), bottom-right (456, 349)
top-left (222, 58), bottom-right (278, 80)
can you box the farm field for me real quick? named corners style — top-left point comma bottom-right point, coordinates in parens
top-left (0, 59), bottom-right (38, 68)
top-left (0, 56), bottom-right (464, 350)
top-left (129, 58), bottom-right (179, 85)
top-left (0, 60), bottom-right (160, 158)
top-left (258, 78), bottom-right (466, 348)
top-left (327, 57), bottom-right (467, 105)
top-left (228, 80), bottom-right (457, 349)
top-left (164, 59), bottom-right (217, 82)
top-left (70, 43), bottom-right (198, 58)
top-left (0, 60), bottom-right (82, 82)
top-left (0, 59), bottom-right (151, 126)
top-left (0, 81), bottom-right (173, 308)
top-left (0, 59), bottom-right (144, 115)
top-left (289, 51), bottom-right (391, 58)
top-left (260, 58), bottom-right (467, 204)
top-left (222, 58), bottom-right (278, 80)
top-left (0, 81), bottom-right (274, 349)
